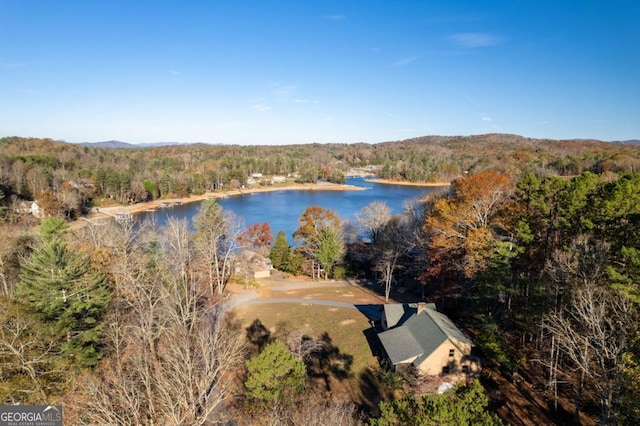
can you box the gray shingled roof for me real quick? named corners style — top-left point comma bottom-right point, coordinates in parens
top-left (382, 304), bottom-right (416, 328)
top-left (377, 326), bottom-right (424, 364)
top-left (378, 304), bottom-right (473, 367)
top-left (423, 308), bottom-right (473, 347)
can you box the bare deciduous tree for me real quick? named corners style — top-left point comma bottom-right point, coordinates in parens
top-left (10, 160), bottom-right (26, 196)
top-left (261, 398), bottom-right (361, 426)
top-left (74, 222), bottom-right (244, 425)
top-left (0, 228), bottom-right (24, 297)
top-left (25, 168), bottom-right (48, 199)
top-left (56, 181), bottom-right (82, 218)
top-left (0, 300), bottom-right (70, 404)
top-left (544, 282), bottom-right (635, 425)
top-left (373, 215), bottom-right (414, 302)
top-left (286, 329), bottom-right (327, 362)
top-left (193, 199), bottom-right (245, 295)
top-left (543, 236), bottom-right (636, 425)
top-left (355, 201), bottom-right (391, 244)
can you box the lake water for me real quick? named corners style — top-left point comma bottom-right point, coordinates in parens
top-left (137, 178), bottom-right (447, 241)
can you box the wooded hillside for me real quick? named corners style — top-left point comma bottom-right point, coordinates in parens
top-left (1, 134), bottom-right (639, 220)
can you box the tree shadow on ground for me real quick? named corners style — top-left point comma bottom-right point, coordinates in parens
top-left (244, 318), bottom-right (272, 357)
top-left (305, 332), bottom-right (354, 392)
top-left (244, 319), bottom-right (355, 393)
top-left (354, 304), bottom-right (386, 367)
top-left (358, 367), bottom-right (383, 417)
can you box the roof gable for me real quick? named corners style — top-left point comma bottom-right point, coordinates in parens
top-left (382, 303), bottom-right (416, 328)
top-left (405, 310), bottom-right (448, 365)
top-left (378, 304), bottom-right (473, 367)
top-left (423, 308), bottom-right (473, 348)
top-left (377, 327), bottom-right (424, 365)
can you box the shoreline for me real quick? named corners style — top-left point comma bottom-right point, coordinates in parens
top-left (87, 182), bottom-right (365, 219)
top-left (367, 178), bottom-right (451, 187)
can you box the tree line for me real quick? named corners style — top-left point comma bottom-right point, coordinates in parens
top-left (2, 135), bottom-right (640, 222)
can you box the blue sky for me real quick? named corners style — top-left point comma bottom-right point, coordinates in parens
top-left (1, 0), bottom-right (638, 144)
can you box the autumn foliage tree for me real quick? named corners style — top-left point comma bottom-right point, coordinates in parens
top-left (423, 171), bottom-right (514, 287)
top-left (239, 222), bottom-right (273, 256)
top-left (294, 206), bottom-right (344, 279)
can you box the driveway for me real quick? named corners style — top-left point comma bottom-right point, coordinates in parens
top-left (220, 273), bottom-right (384, 322)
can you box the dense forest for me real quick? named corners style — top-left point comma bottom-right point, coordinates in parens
top-left (1, 135), bottom-right (639, 220)
top-left (1, 135), bottom-right (640, 425)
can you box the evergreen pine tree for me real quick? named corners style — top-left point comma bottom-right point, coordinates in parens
top-left (269, 230), bottom-right (290, 271)
top-left (244, 340), bottom-right (307, 406)
top-left (16, 218), bottom-right (110, 366)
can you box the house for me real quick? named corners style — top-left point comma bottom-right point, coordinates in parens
top-left (271, 175), bottom-right (286, 184)
top-left (377, 303), bottom-right (479, 381)
top-left (234, 250), bottom-right (273, 279)
top-left (16, 200), bottom-right (42, 218)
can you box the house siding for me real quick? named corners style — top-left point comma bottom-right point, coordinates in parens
top-left (417, 341), bottom-right (473, 377)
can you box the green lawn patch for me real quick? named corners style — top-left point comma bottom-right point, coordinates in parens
top-left (234, 302), bottom-right (378, 375)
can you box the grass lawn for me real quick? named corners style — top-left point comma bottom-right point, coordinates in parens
top-left (233, 302), bottom-right (379, 375)
top-left (256, 283), bottom-right (387, 305)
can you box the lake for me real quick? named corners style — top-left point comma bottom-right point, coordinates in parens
top-left (137, 178), bottom-right (448, 241)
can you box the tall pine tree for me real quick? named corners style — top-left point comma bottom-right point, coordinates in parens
top-left (269, 230), bottom-right (290, 271)
top-left (17, 218), bottom-right (110, 366)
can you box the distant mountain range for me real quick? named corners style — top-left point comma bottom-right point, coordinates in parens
top-left (77, 140), bottom-right (198, 148)
top-left (615, 139), bottom-right (640, 146)
top-left (76, 138), bottom-right (640, 149)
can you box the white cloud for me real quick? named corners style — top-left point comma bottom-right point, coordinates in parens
top-left (293, 98), bottom-right (319, 104)
top-left (170, 70), bottom-right (180, 76)
top-left (271, 83), bottom-right (297, 100)
top-left (257, 82), bottom-right (317, 107)
top-left (481, 115), bottom-right (492, 121)
top-left (390, 55), bottom-right (420, 67)
top-left (250, 104), bottom-right (271, 112)
top-left (447, 33), bottom-right (502, 48)
top-left (323, 14), bottom-right (345, 21)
